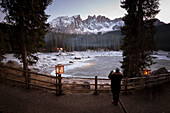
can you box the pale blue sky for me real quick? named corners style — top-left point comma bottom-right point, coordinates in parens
top-left (0, 0), bottom-right (169, 23)
top-left (45, 0), bottom-right (125, 22)
top-left (45, 0), bottom-right (170, 23)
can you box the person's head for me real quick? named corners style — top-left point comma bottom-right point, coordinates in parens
top-left (115, 68), bottom-right (120, 73)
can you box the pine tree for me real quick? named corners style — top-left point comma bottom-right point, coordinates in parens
top-left (0, 25), bottom-right (7, 62)
top-left (0, 0), bottom-right (52, 74)
top-left (0, 23), bottom-right (12, 62)
top-left (121, 0), bottom-right (159, 77)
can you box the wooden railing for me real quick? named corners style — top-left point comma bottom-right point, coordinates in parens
top-left (0, 64), bottom-right (169, 95)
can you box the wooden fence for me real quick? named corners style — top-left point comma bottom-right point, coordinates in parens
top-left (0, 65), bottom-right (169, 95)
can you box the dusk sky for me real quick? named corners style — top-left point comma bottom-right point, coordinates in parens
top-left (45, 0), bottom-right (170, 23)
top-left (0, 0), bottom-right (169, 23)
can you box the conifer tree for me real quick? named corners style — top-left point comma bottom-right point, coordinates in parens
top-left (121, 0), bottom-right (159, 77)
top-left (0, 0), bottom-right (52, 73)
top-left (0, 24), bottom-right (7, 62)
top-left (0, 23), bottom-right (11, 62)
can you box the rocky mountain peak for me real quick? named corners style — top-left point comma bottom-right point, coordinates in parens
top-left (49, 15), bottom-right (124, 34)
top-left (49, 15), bottom-right (164, 34)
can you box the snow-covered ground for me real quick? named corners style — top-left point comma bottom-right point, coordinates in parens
top-left (2, 50), bottom-right (170, 78)
top-left (2, 50), bottom-right (122, 75)
top-left (152, 51), bottom-right (170, 60)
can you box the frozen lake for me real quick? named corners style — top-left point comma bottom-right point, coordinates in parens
top-left (62, 56), bottom-right (122, 78)
top-left (57, 56), bottom-right (170, 78)
top-left (3, 50), bottom-right (170, 78)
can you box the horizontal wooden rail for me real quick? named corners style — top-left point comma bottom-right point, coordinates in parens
top-left (0, 71), bottom-right (24, 78)
top-left (62, 76), bottom-right (109, 80)
top-left (28, 83), bottom-right (56, 91)
top-left (0, 64), bottom-right (170, 95)
top-left (0, 76), bottom-right (26, 85)
top-left (0, 70), bottom-right (56, 85)
top-left (29, 77), bottom-right (56, 85)
top-left (0, 65), bottom-right (56, 79)
top-left (0, 74), bottom-right (56, 91)
top-left (29, 71), bottom-right (56, 79)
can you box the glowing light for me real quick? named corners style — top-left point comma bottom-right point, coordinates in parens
top-left (143, 69), bottom-right (151, 75)
top-left (56, 64), bottom-right (64, 74)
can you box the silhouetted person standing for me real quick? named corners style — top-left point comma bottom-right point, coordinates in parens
top-left (108, 68), bottom-right (123, 105)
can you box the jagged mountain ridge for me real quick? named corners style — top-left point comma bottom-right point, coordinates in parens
top-left (49, 15), bottom-right (165, 34)
top-left (49, 15), bottom-right (124, 34)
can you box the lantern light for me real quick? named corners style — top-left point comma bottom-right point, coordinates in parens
top-left (57, 48), bottom-right (63, 50)
top-left (143, 69), bottom-right (151, 75)
top-left (56, 64), bottom-right (64, 74)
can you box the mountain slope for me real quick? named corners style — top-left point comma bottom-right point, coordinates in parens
top-left (49, 15), bottom-right (124, 34)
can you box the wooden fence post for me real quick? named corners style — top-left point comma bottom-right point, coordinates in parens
top-left (157, 75), bottom-right (159, 85)
top-left (167, 73), bottom-right (169, 82)
top-left (25, 70), bottom-right (27, 88)
top-left (124, 78), bottom-right (128, 95)
top-left (58, 74), bottom-right (62, 95)
top-left (56, 73), bottom-right (58, 96)
top-left (94, 76), bottom-right (98, 95)
top-left (144, 77), bottom-right (148, 86)
top-left (25, 70), bottom-right (30, 89)
top-left (27, 71), bottom-right (30, 89)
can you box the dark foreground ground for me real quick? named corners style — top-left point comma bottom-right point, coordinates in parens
top-left (0, 82), bottom-right (170, 113)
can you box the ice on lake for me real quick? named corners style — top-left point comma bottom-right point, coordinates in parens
top-left (3, 50), bottom-right (170, 78)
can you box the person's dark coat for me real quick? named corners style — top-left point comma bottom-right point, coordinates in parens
top-left (108, 70), bottom-right (123, 105)
top-left (108, 70), bottom-right (123, 91)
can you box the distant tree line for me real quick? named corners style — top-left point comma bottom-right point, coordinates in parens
top-left (44, 24), bottom-right (170, 52)
top-left (1, 23), bottom-right (169, 55)
top-left (155, 24), bottom-right (170, 51)
top-left (44, 31), bottom-right (123, 52)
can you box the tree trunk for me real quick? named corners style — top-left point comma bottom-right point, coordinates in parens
top-left (22, 36), bottom-right (28, 76)
top-left (136, 0), bottom-right (143, 75)
top-left (19, 16), bottom-right (28, 76)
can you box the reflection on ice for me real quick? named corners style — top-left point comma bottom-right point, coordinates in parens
top-left (2, 50), bottom-right (170, 78)
top-left (51, 56), bottom-right (123, 78)
top-left (51, 51), bottom-right (170, 78)
top-left (83, 62), bottom-right (96, 68)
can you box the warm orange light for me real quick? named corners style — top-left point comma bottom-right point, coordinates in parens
top-left (57, 48), bottom-right (63, 50)
top-left (56, 64), bottom-right (64, 74)
top-left (143, 69), bottom-right (150, 75)
top-left (148, 70), bottom-right (150, 75)
top-left (42, 48), bottom-right (46, 51)
top-left (144, 70), bottom-right (147, 75)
